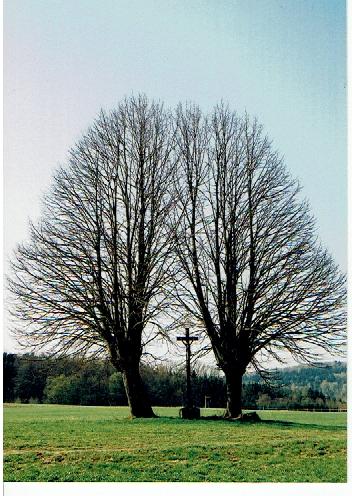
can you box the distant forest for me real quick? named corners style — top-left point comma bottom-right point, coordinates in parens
top-left (3, 353), bottom-right (347, 411)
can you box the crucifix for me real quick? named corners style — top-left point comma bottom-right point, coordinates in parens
top-left (177, 327), bottom-right (199, 410)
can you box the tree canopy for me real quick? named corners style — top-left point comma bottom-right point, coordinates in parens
top-left (170, 104), bottom-right (346, 416)
top-left (8, 96), bottom-right (175, 417)
top-left (8, 97), bottom-right (346, 418)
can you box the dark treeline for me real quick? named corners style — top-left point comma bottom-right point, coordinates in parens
top-left (3, 353), bottom-right (347, 410)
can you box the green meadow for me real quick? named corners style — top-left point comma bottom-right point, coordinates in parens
top-left (3, 404), bottom-right (347, 482)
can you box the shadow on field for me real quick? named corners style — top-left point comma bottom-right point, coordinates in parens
top-left (197, 415), bottom-right (346, 431)
top-left (257, 419), bottom-right (346, 431)
top-left (152, 411), bottom-right (346, 432)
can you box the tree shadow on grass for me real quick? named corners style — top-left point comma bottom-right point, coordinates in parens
top-left (198, 414), bottom-right (346, 431)
top-left (154, 412), bottom-right (346, 432)
top-left (257, 419), bottom-right (346, 431)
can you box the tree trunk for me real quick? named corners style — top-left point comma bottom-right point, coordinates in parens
top-left (224, 372), bottom-right (243, 418)
top-left (122, 364), bottom-right (156, 418)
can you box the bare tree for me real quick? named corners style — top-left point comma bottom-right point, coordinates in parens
top-left (8, 95), bottom-right (175, 417)
top-left (171, 103), bottom-right (346, 418)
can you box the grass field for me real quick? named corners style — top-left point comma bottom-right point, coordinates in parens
top-left (3, 404), bottom-right (347, 482)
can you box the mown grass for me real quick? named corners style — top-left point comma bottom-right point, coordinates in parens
top-left (3, 404), bottom-right (347, 482)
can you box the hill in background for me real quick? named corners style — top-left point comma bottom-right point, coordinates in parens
top-left (3, 353), bottom-right (346, 411)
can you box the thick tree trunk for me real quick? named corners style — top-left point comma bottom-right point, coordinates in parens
top-left (121, 364), bottom-right (156, 418)
top-left (224, 372), bottom-right (243, 418)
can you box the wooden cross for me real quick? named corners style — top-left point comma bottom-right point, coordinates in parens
top-left (177, 328), bottom-right (199, 408)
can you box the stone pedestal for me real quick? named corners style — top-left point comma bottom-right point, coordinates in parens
top-left (179, 406), bottom-right (200, 419)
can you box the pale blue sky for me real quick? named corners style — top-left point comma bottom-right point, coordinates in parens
top-left (4, 0), bottom-right (346, 353)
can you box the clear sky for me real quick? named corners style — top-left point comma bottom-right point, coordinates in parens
top-left (3, 0), bottom-right (346, 354)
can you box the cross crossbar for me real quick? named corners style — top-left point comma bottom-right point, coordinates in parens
top-left (176, 327), bottom-right (198, 344)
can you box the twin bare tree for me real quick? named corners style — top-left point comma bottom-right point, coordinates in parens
top-left (8, 96), bottom-right (346, 418)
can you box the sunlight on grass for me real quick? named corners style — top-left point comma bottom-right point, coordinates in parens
top-left (3, 404), bottom-right (347, 482)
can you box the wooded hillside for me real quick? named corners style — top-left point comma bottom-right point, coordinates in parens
top-left (3, 353), bottom-right (346, 410)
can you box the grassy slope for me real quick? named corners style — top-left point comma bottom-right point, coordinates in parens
top-left (3, 404), bottom-right (347, 482)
